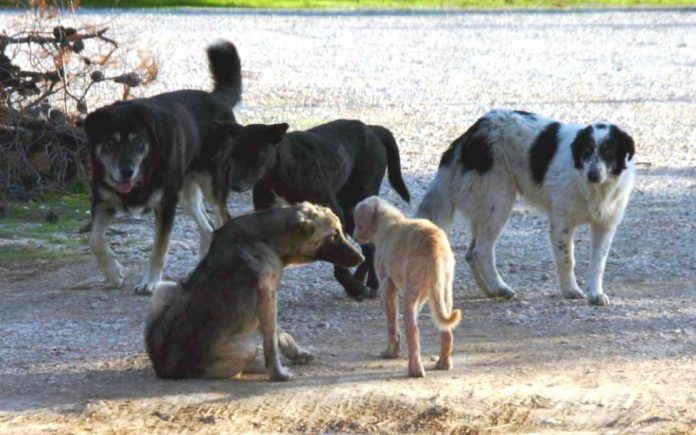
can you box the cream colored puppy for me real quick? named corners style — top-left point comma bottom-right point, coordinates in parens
top-left (354, 196), bottom-right (461, 377)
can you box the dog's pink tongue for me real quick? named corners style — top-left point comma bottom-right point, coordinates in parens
top-left (115, 180), bottom-right (134, 193)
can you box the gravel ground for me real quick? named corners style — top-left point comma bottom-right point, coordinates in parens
top-left (1, 7), bottom-right (695, 434)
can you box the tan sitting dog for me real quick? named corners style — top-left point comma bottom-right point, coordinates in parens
top-left (353, 196), bottom-right (461, 377)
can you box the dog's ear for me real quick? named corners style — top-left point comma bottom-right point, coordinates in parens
top-left (84, 107), bottom-right (112, 144)
top-left (609, 125), bottom-right (635, 174)
top-left (133, 105), bottom-right (160, 149)
top-left (264, 123), bottom-right (289, 144)
top-left (214, 120), bottom-right (244, 137)
top-left (289, 215), bottom-right (315, 239)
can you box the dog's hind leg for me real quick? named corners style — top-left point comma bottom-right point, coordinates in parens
top-left (465, 186), bottom-right (516, 299)
top-left (90, 203), bottom-right (125, 288)
top-left (404, 293), bottom-right (426, 377)
top-left (278, 330), bottom-right (314, 365)
top-left (135, 195), bottom-right (177, 295)
top-left (585, 224), bottom-right (616, 306)
top-left (204, 334), bottom-right (259, 379)
top-left (182, 180), bottom-right (215, 259)
top-left (549, 217), bottom-right (585, 300)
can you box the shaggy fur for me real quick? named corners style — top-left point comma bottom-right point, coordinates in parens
top-left (417, 109), bottom-right (636, 306)
top-left (214, 119), bottom-right (411, 300)
top-left (354, 196), bottom-right (461, 377)
top-left (145, 203), bottom-right (364, 381)
top-left (85, 40), bottom-right (242, 295)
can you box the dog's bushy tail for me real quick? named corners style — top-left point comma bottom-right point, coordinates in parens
top-left (416, 169), bottom-right (457, 232)
top-left (429, 255), bottom-right (461, 330)
top-left (369, 125), bottom-right (410, 203)
top-left (208, 40), bottom-right (242, 108)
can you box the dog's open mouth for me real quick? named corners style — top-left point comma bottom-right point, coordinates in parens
top-left (114, 179), bottom-right (135, 193)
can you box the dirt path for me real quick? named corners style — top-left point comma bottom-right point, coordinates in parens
top-left (1, 7), bottom-right (695, 434)
top-left (1, 165), bottom-right (695, 433)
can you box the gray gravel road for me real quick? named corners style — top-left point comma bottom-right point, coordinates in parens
top-left (3, 8), bottom-right (694, 167)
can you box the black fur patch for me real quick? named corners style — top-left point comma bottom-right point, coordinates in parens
top-left (514, 110), bottom-right (537, 119)
top-left (529, 122), bottom-right (560, 185)
top-left (570, 126), bottom-right (594, 170)
top-left (440, 118), bottom-right (493, 173)
top-left (607, 125), bottom-right (635, 175)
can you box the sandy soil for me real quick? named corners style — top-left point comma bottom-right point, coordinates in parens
top-left (1, 8), bottom-right (695, 434)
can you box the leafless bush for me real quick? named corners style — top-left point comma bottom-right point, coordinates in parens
top-left (1, 0), bottom-right (158, 200)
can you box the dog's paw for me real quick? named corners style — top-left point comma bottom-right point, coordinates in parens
top-left (344, 283), bottom-right (368, 301)
top-left (290, 350), bottom-right (314, 366)
top-left (269, 366), bottom-right (293, 382)
top-left (104, 263), bottom-right (125, 288)
top-left (381, 348), bottom-right (400, 359)
top-left (484, 285), bottom-right (516, 300)
top-left (408, 366), bottom-right (426, 378)
top-left (561, 286), bottom-right (586, 300)
top-left (588, 293), bottom-right (610, 306)
top-left (366, 285), bottom-right (379, 299)
top-left (133, 280), bottom-right (159, 296)
top-left (434, 357), bottom-right (453, 371)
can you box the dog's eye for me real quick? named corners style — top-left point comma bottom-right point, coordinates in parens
top-left (601, 146), bottom-right (614, 157)
top-left (132, 140), bottom-right (147, 151)
top-left (582, 147), bottom-right (593, 158)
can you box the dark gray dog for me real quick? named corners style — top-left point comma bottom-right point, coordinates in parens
top-left (145, 202), bottom-right (364, 381)
top-left (85, 40), bottom-right (242, 295)
top-left (212, 119), bottom-right (411, 300)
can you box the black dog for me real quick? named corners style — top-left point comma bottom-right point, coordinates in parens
top-left (146, 203), bottom-right (364, 381)
top-left (85, 40), bottom-right (242, 295)
top-left (214, 119), bottom-right (411, 300)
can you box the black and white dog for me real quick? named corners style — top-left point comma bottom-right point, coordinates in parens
top-left (85, 41), bottom-right (242, 294)
top-left (417, 109), bottom-right (635, 306)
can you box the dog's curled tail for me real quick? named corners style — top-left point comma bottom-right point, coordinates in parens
top-left (415, 169), bottom-right (456, 232)
top-left (430, 255), bottom-right (461, 330)
top-left (208, 40), bottom-right (242, 108)
top-left (369, 125), bottom-right (410, 203)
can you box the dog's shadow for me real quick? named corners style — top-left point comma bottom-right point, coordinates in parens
top-left (0, 363), bottom-right (405, 414)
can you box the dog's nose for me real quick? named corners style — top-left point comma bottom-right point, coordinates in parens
top-left (587, 171), bottom-right (601, 183)
top-left (120, 166), bottom-right (134, 179)
top-left (229, 179), bottom-right (242, 192)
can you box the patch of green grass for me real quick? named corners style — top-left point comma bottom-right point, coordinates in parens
top-left (0, 244), bottom-right (83, 262)
top-left (74, 0), bottom-right (696, 8)
top-left (0, 193), bottom-right (91, 263)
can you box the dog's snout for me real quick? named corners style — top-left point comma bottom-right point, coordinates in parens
top-left (120, 166), bottom-right (134, 180)
top-left (587, 171), bottom-right (601, 183)
top-left (315, 237), bottom-right (364, 268)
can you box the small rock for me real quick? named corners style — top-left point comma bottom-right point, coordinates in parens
top-left (541, 273), bottom-right (550, 281)
top-left (541, 418), bottom-right (562, 426)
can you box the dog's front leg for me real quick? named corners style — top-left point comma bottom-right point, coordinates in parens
top-left (257, 284), bottom-right (292, 381)
top-left (586, 225), bottom-right (616, 306)
top-left (90, 203), bottom-right (125, 288)
top-left (278, 329), bottom-right (314, 365)
top-left (549, 219), bottom-right (585, 300)
top-left (380, 278), bottom-right (401, 359)
top-left (135, 196), bottom-right (177, 295)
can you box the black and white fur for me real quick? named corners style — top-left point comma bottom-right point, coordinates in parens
top-left (417, 109), bottom-right (635, 306)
